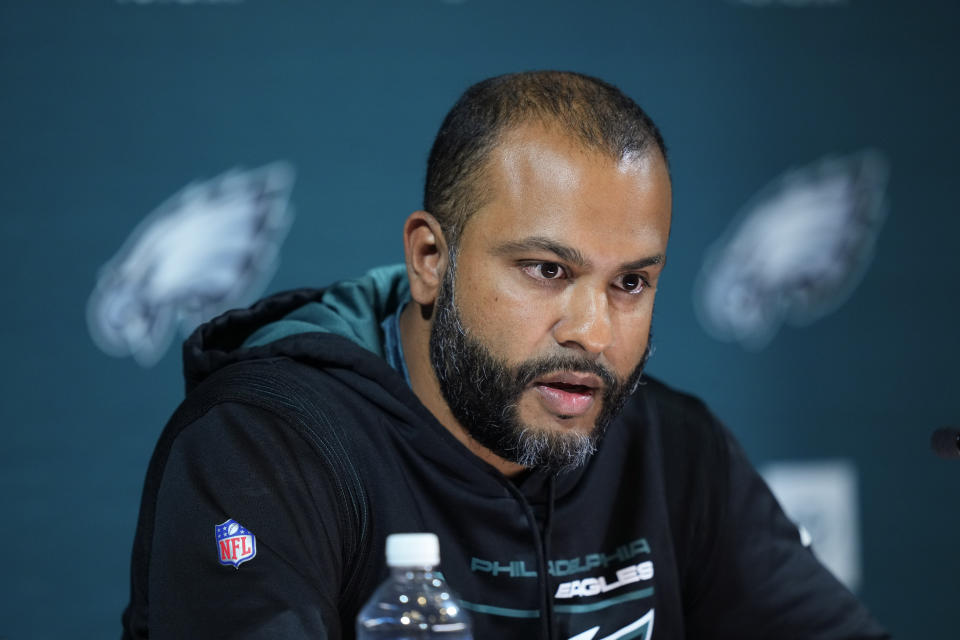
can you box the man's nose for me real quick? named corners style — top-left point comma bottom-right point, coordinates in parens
top-left (553, 285), bottom-right (614, 355)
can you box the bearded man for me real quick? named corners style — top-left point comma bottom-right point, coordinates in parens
top-left (123, 71), bottom-right (889, 639)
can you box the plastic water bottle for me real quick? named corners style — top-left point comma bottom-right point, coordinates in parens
top-left (356, 533), bottom-right (473, 639)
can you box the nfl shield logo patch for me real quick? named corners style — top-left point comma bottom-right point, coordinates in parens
top-left (216, 519), bottom-right (257, 568)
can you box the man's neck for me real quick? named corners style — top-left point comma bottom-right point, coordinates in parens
top-left (398, 302), bottom-right (526, 477)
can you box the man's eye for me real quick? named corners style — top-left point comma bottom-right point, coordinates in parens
top-left (540, 262), bottom-right (563, 279)
top-left (617, 273), bottom-right (646, 293)
top-left (524, 262), bottom-right (566, 280)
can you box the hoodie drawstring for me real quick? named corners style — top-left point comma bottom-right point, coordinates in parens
top-left (542, 475), bottom-right (557, 639)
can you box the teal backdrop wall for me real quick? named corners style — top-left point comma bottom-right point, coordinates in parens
top-left (1, 1), bottom-right (957, 637)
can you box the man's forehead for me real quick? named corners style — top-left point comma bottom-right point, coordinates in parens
top-left (488, 122), bottom-right (666, 191)
top-left (493, 121), bottom-right (638, 169)
top-left (471, 125), bottom-right (671, 233)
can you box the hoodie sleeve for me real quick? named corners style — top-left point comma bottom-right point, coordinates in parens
top-left (126, 400), bottom-right (362, 639)
top-left (683, 426), bottom-right (890, 640)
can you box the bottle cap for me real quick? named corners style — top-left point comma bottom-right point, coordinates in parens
top-left (386, 532), bottom-right (440, 567)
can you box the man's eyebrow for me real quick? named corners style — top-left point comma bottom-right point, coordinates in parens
top-left (491, 236), bottom-right (665, 271)
top-left (621, 254), bottom-right (666, 271)
top-left (492, 237), bottom-right (589, 267)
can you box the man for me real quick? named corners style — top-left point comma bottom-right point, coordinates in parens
top-left (123, 72), bottom-right (889, 639)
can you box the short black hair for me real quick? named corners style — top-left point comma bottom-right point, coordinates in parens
top-left (423, 70), bottom-right (668, 247)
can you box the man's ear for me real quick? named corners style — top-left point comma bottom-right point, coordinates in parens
top-left (403, 210), bottom-right (449, 306)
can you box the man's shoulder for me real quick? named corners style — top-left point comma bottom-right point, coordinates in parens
top-left (175, 356), bottom-right (321, 424)
top-left (185, 351), bottom-right (398, 425)
top-left (635, 375), bottom-right (724, 436)
top-left (625, 375), bottom-right (731, 475)
top-left (160, 353), bottom-right (397, 468)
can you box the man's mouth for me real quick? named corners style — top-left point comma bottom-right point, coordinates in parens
top-left (531, 372), bottom-right (602, 418)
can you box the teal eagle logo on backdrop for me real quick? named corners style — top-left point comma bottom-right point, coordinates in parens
top-left (695, 150), bottom-right (889, 349)
top-left (87, 162), bottom-right (295, 366)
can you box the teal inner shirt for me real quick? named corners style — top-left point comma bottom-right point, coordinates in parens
top-left (380, 298), bottom-right (411, 385)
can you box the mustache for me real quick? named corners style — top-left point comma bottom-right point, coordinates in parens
top-left (513, 354), bottom-right (619, 390)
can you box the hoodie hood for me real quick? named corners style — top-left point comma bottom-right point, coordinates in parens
top-left (181, 264), bottom-right (409, 393)
top-left (243, 264), bottom-right (409, 355)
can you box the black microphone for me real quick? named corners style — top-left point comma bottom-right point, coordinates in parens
top-left (931, 428), bottom-right (960, 459)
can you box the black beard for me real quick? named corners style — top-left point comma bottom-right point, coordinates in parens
top-left (429, 256), bottom-right (649, 473)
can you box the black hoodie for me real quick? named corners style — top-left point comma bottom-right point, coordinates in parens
top-left (123, 266), bottom-right (889, 639)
